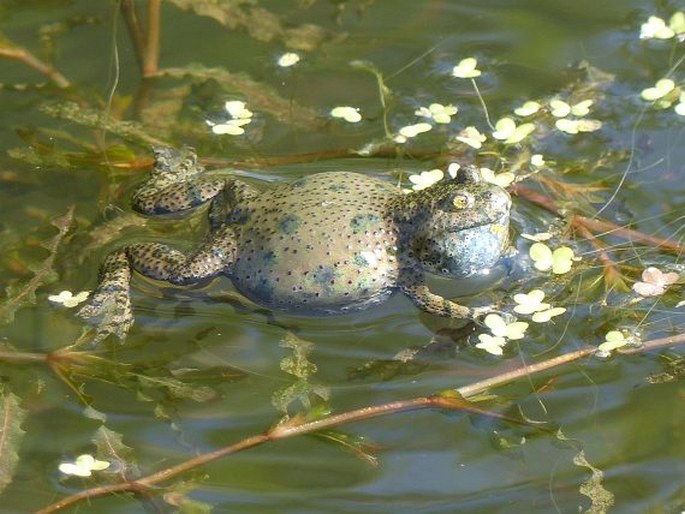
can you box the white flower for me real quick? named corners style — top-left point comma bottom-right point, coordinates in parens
top-left (513, 289), bottom-right (550, 315)
top-left (597, 330), bottom-right (628, 354)
top-left (277, 52), bottom-right (301, 67)
top-left (530, 154), bottom-right (545, 167)
top-left (59, 454), bottom-right (110, 477)
top-left (330, 106), bottom-right (362, 123)
top-left (48, 290), bottom-right (90, 308)
top-left (224, 100), bottom-right (253, 119)
top-left (555, 118), bottom-right (602, 134)
top-left (394, 122), bottom-right (432, 143)
top-left (640, 16), bottom-right (675, 40)
top-left (447, 162), bottom-right (461, 178)
top-left (209, 118), bottom-right (251, 135)
top-left (484, 314), bottom-right (528, 340)
top-left (670, 12), bottom-right (685, 39)
top-left (632, 267), bottom-right (679, 297)
top-left (479, 167), bottom-right (515, 188)
top-left (208, 100), bottom-right (254, 136)
top-left (491, 117), bottom-right (535, 144)
top-left (640, 78), bottom-right (676, 101)
top-left (475, 333), bottom-right (507, 355)
top-left (675, 92), bottom-right (685, 115)
top-left (408, 169), bottom-right (444, 190)
top-left (415, 103), bottom-right (458, 124)
top-left (452, 57), bottom-right (481, 78)
top-left (514, 101), bottom-right (541, 116)
top-left (550, 99), bottom-right (593, 118)
top-left (455, 126), bottom-right (487, 149)
top-left (476, 314), bottom-right (528, 356)
top-left (529, 243), bottom-right (576, 274)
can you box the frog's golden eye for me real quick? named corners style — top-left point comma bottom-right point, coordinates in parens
top-left (452, 191), bottom-right (474, 210)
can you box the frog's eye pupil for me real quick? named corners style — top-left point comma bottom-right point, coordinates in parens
top-left (452, 192), bottom-right (473, 209)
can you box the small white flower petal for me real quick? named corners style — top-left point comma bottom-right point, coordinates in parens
top-left (212, 123), bottom-right (245, 135)
top-left (640, 16), bottom-right (675, 39)
top-left (452, 57), bottom-right (482, 78)
top-left (483, 313), bottom-right (508, 337)
top-left (455, 126), bottom-right (487, 149)
top-left (504, 321), bottom-right (529, 340)
top-left (224, 100), bottom-right (252, 119)
top-left (532, 307), bottom-right (566, 323)
top-left (641, 79), bottom-right (676, 101)
top-left (331, 106), bottom-right (362, 123)
top-left (550, 100), bottom-right (571, 118)
top-left (530, 154), bottom-right (545, 167)
top-left (570, 99), bottom-right (593, 117)
top-left (277, 52), bottom-right (301, 67)
top-left (479, 168), bottom-right (515, 188)
top-left (408, 169), bottom-right (444, 190)
top-left (447, 162), bottom-right (461, 178)
top-left (398, 122), bottom-right (432, 138)
top-left (476, 333), bottom-right (506, 355)
top-left (529, 242), bottom-right (553, 271)
top-left (492, 117), bottom-right (516, 140)
top-left (514, 101), bottom-right (541, 117)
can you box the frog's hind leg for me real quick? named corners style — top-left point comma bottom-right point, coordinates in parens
top-left (78, 225), bottom-right (237, 342)
top-left (127, 225), bottom-right (237, 285)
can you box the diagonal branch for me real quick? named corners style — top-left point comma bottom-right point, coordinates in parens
top-left (35, 332), bottom-right (685, 513)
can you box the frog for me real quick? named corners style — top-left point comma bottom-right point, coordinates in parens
top-left (78, 147), bottom-right (511, 341)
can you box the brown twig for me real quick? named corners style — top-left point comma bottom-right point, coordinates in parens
top-left (142, 0), bottom-right (161, 77)
top-left (120, 0), bottom-right (146, 72)
top-left (35, 332), bottom-right (685, 513)
top-left (120, 0), bottom-right (160, 77)
top-left (514, 184), bottom-right (685, 256)
top-left (0, 47), bottom-right (70, 88)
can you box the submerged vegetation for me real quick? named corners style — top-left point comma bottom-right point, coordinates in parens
top-left (0, 1), bottom-right (683, 512)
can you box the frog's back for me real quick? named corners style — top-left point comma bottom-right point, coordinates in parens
top-left (230, 172), bottom-right (402, 314)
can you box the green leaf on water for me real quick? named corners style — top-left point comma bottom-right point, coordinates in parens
top-left (0, 386), bottom-right (28, 495)
top-left (92, 426), bottom-right (137, 477)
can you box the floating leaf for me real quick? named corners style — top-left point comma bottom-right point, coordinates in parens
top-left (0, 387), bottom-right (27, 495)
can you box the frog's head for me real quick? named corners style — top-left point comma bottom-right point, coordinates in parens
top-left (405, 166), bottom-right (511, 278)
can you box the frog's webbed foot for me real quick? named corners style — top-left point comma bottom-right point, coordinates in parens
top-left (77, 250), bottom-right (134, 343)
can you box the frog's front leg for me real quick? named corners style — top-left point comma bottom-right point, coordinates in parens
top-left (398, 270), bottom-right (472, 319)
top-left (132, 146), bottom-right (226, 215)
top-left (78, 225), bottom-right (237, 342)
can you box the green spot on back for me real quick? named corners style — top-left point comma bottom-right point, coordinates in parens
top-left (350, 213), bottom-right (380, 234)
top-left (278, 214), bottom-right (301, 234)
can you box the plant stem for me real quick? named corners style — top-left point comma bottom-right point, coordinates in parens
top-left (35, 332), bottom-right (685, 513)
top-left (0, 47), bottom-right (70, 88)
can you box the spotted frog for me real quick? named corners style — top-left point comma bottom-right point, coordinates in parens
top-left (79, 147), bottom-right (511, 340)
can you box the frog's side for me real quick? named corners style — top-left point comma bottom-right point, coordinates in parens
top-left (79, 147), bottom-right (511, 340)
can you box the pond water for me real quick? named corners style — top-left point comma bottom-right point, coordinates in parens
top-left (0, 1), bottom-right (683, 513)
